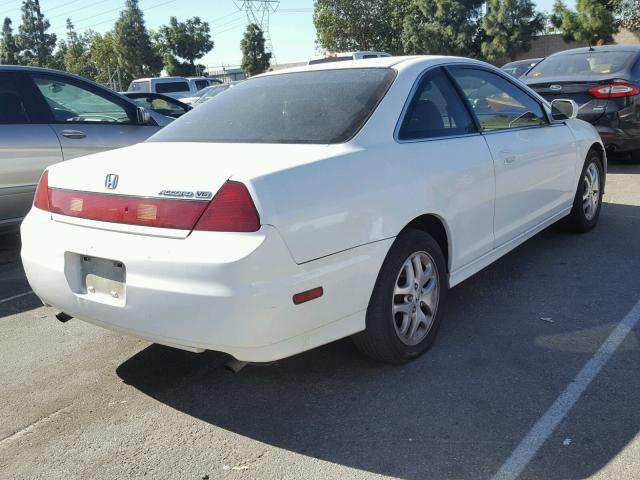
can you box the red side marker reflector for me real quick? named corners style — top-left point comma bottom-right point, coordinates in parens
top-left (293, 287), bottom-right (324, 305)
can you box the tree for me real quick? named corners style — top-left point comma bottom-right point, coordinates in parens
top-left (402, 0), bottom-right (485, 57)
top-left (156, 16), bottom-right (213, 71)
top-left (482, 0), bottom-right (545, 61)
top-left (240, 23), bottom-right (271, 76)
top-left (313, 0), bottom-right (405, 54)
top-left (61, 19), bottom-right (97, 79)
top-left (89, 31), bottom-right (121, 86)
top-left (0, 17), bottom-right (18, 65)
top-left (16, 0), bottom-right (57, 66)
top-left (113, 0), bottom-right (161, 83)
top-left (619, 0), bottom-right (640, 31)
top-left (551, 0), bottom-right (619, 45)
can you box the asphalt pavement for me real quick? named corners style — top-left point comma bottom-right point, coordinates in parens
top-left (1, 159), bottom-right (639, 480)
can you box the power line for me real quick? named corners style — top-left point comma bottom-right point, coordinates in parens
top-left (47, 0), bottom-right (88, 13)
top-left (50, 0), bottom-right (120, 22)
top-left (65, 0), bottom-right (177, 31)
top-left (234, 0), bottom-right (280, 63)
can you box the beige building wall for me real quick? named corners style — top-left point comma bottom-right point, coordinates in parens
top-left (497, 28), bottom-right (640, 66)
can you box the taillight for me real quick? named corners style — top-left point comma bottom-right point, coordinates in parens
top-left (49, 190), bottom-right (209, 229)
top-left (194, 181), bottom-right (260, 232)
top-left (33, 170), bottom-right (50, 211)
top-left (589, 82), bottom-right (640, 98)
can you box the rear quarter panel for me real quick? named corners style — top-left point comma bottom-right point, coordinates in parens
top-left (243, 60), bottom-right (496, 269)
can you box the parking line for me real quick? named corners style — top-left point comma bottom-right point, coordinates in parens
top-left (0, 291), bottom-right (34, 305)
top-left (492, 299), bottom-right (640, 480)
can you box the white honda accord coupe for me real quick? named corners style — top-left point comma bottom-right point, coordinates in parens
top-left (21, 56), bottom-right (605, 364)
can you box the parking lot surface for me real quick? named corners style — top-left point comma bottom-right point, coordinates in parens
top-left (1, 160), bottom-right (640, 480)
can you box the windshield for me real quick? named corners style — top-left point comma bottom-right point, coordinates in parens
top-left (194, 84), bottom-right (230, 104)
top-left (526, 51), bottom-right (636, 78)
top-left (193, 86), bottom-right (214, 98)
top-left (149, 68), bottom-right (396, 144)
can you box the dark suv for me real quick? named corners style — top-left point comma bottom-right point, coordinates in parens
top-left (522, 45), bottom-right (640, 155)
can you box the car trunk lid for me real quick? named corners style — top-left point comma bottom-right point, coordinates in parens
top-left (45, 141), bottom-right (333, 238)
top-left (524, 76), bottom-right (618, 124)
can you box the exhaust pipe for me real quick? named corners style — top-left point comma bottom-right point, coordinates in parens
top-left (55, 312), bottom-right (73, 323)
top-left (224, 358), bottom-right (248, 373)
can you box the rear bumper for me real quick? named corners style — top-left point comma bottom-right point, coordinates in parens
top-left (594, 125), bottom-right (640, 152)
top-left (21, 208), bottom-right (392, 361)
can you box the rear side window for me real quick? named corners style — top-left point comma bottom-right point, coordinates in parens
top-left (450, 68), bottom-right (548, 131)
top-left (0, 73), bottom-right (29, 124)
top-left (128, 81), bottom-right (150, 92)
top-left (527, 51), bottom-right (636, 78)
top-left (149, 68), bottom-right (397, 144)
top-left (399, 68), bottom-right (476, 140)
top-left (194, 80), bottom-right (209, 90)
top-left (155, 81), bottom-right (190, 93)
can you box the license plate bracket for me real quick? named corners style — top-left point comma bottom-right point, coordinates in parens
top-left (65, 253), bottom-right (126, 306)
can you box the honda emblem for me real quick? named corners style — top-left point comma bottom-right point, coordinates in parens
top-left (105, 174), bottom-right (119, 190)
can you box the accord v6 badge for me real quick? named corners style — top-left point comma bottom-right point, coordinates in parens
top-left (159, 190), bottom-right (213, 199)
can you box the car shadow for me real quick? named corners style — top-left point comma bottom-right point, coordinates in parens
top-left (116, 202), bottom-right (640, 480)
top-left (0, 231), bottom-right (42, 318)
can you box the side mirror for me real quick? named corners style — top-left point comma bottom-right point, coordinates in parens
top-left (551, 99), bottom-right (578, 121)
top-left (136, 106), bottom-right (152, 125)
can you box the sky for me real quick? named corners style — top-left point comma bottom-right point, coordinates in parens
top-left (0, 0), bottom-right (575, 68)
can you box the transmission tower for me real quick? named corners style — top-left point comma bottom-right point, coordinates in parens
top-left (234, 0), bottom-right (280, 64)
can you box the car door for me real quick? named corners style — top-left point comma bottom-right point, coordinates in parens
top-left (448, 66), bottom-right (577, 247)
top-left (29, 72), bottom-right (160, 161)
top-left (396, 67), bottom-right (496, 269)
top-left (0, 71), bottom-right (63, 224)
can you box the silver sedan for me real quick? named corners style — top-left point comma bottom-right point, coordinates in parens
top-left (0, 66), bottom-right (168, 231)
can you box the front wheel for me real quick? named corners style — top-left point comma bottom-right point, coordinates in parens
top-left (353, 229), bottom-right (447, 363)
top-left (562, 149), bottom-right (604, 232)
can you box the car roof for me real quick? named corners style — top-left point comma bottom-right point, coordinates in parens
top-left (262, 55), bottom-right (485, 76)
top-left (132, 77), bottom-right (188, 82)
top-left (548, 45), bottom-right (640, 57)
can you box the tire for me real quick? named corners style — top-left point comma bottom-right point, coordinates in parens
top-left (353, 229), bottom-right (447, 364)
top-left (562, 149), bottom-right (604, 233)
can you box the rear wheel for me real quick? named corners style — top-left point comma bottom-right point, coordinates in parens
top-left (562, 149), bottom-right (604, 232)
top-left (353, 229), bottom-right (447, 363)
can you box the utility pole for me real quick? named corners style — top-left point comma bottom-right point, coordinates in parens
top-left (234, 0), bottom-right (280, 64)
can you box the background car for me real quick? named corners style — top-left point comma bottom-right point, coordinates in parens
top-left (123, 92), bottom-right (192, 118)
top-left (188, 82), bottom-right (240, 106)
top-left (127, 76), bottom-right (218, 100)
top-left (21, 56), bottom-right (604, 366)
top-left (308, 51), bottom-right (391, 65)
top-left (522, 45), bottom-right (640, 155)
top-left (501, 58), bottom-right (542, 78)
top-left (0, 66), bottom-right (165, 231)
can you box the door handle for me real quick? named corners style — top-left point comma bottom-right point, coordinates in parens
top-left (501, 151), bottom-right (516, 164)
top-left (61, 129), bottom-right (86, 139)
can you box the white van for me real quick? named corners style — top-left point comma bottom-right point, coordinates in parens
top-left (308, 51), bottom-right (391, 65)
top-left (127, 76), bottom-right (221, 100)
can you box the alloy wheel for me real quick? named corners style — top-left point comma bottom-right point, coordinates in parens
top-left (392, 251), bottom-right (440, 346)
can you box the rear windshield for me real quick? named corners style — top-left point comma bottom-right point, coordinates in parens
top-left (155, 81), bottom-right (190, 93)
top-left (128, 80), bottom-right (150, 92)
top-left (149, 68), bottom-right (397, 144)
top-left (526, 51), bottom-right (636, 78)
